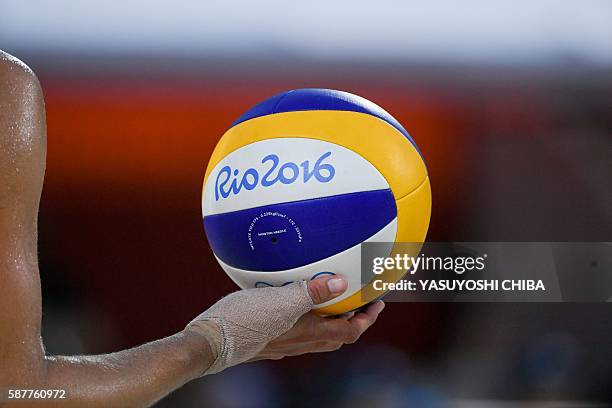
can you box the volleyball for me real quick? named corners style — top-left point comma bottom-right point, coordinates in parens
top-left (202, 89), bottom-right (431, 315)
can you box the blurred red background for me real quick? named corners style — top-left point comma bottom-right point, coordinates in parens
top-left (30, 60), bottom-right (612, 405)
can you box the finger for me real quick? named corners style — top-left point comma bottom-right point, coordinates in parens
top-left (307, 274), bottom-right (347, 305)
top-left (347, 301), bottom-right (385, 334)
top-left (316, 318), bottom-right (361, 344)
top-left (336, 311), bottom-right (355, 320)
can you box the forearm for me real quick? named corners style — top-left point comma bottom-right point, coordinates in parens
top-left (31, 330), bottom-right (213, 408)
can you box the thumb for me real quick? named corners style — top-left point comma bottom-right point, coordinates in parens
top-left (307, 274), bottom-right (348, 305)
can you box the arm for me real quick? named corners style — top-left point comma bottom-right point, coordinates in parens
top-left (0, 50), bottom-right (213, 407)
top-left (0, 51), bottom-right (383, 407)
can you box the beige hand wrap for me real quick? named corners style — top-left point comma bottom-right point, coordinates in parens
top-left (186, 281), bottom-right (313, 375)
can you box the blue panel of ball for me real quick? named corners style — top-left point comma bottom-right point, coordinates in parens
top-left (204, 188), bottom-right (397, 271)
top-left (231, 88), bottom-right (421, 155)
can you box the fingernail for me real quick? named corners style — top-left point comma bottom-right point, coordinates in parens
top-left (327, 277), bottom-right (347, 293)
